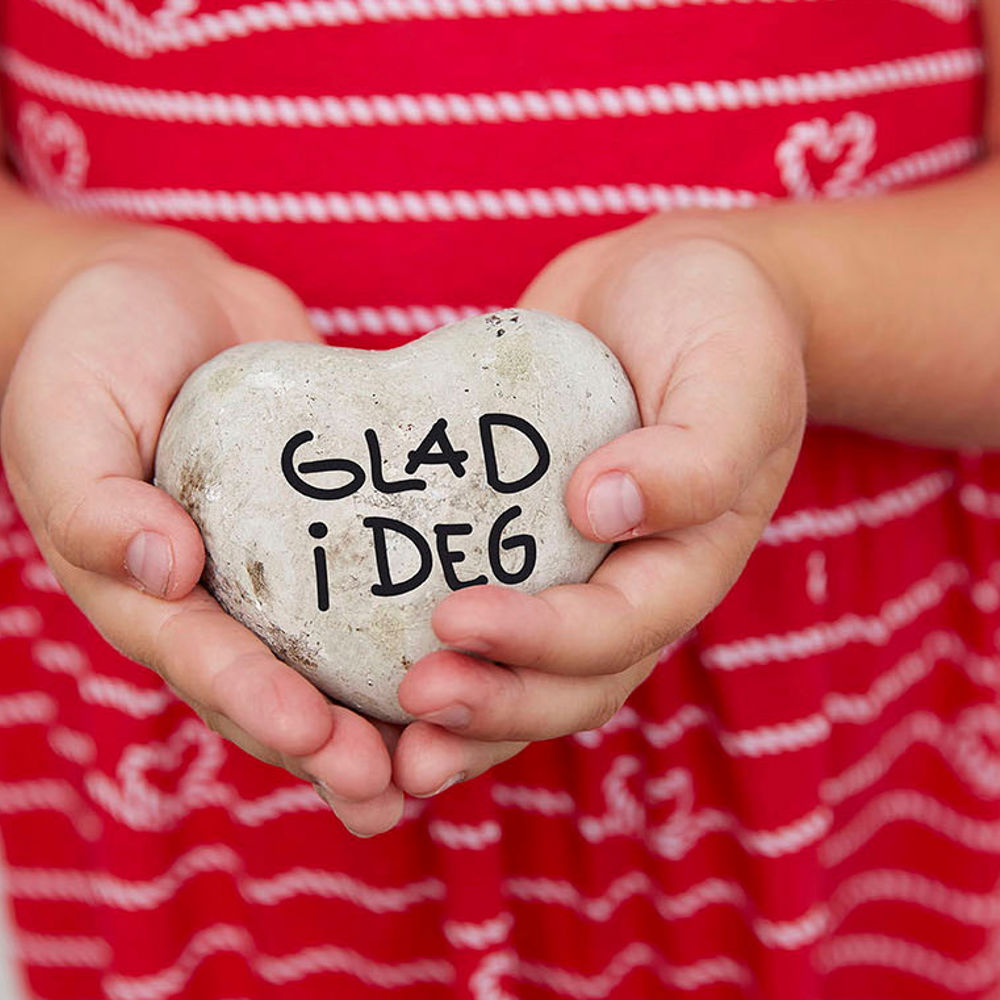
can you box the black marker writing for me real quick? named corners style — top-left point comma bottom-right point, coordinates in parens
top-left (434, 523), bottom-right (488, 591)
top-left (282, 431), bottom-right (365, 500)
top-left (406, 418), bottom-right (469, 479)
top-left (365, 429), bottom-right (426, 494)
top-left (488, 505), bottom-right (535, 585)
top-left (363, 516), bottom-right (434, 598)
top-left (479, 413), bottom-right (550, 494)
top-left (284, 414), bottom-right (550, 607)
top-left (309, 521), bottom-right (331, 611)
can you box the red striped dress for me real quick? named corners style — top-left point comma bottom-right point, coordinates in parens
top-left (0, 2), bottom-right (995, 997)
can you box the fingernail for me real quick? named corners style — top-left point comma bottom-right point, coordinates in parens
top-left (124, 531), bottom-right (173, 596)
top-left (420, 705), bottom-right (472, 730)
top-left (586, 472), bottom-right (644, 541)
top-left (414, 772), bottom-right (466, 798)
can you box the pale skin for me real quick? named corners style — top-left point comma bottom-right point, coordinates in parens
top-left (2, 7), bottom-right (1000, 836)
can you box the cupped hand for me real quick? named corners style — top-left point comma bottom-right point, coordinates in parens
top-left (393, 220), bottom-right (808, 797)
top-left (0, 229), bottom-right (404, 836)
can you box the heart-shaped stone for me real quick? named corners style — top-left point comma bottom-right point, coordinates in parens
top-left (155, 309), bottom-right (639, 722)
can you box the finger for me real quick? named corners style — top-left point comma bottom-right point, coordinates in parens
top-left (197, 707), bottom-right (404, 836)
top-left (140, 592), bottom-right (395, 803)
top-left (299, 706), bottom-right (397, 802)
top-left (151, 593), bottom-right (397, 797)
top-left (12, 468), bottom-right (205, 600)
top-left (315, 783), bottom-right (407, 838)
top-left (51, 548), bottom-right (396, 803)
top-left (2, 389), bottom-right (206, 599)
top-left (564, 334), bottom-right (804, 543)
top-left (392, 720), bottom-right (527, 799)
top-left (218, 263), bottom-right (324, 347)
top-left (433, 494), bottom-right (775, 676)
top-left (397, 649), bottom-right (657, 743)
top-left (188, 698), bottom-right (399, 807)
top-left (370, 719), bottom-right (403, 756)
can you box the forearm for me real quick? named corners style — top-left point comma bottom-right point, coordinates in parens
top-left (697, 157), bottom-right (1000, 448)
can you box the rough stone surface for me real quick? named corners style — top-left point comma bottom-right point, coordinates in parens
top-left (155, 309), bottom-right (640, 722)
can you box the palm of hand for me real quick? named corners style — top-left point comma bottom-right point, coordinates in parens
top-left (1, 233), bottom-right (407, 836)
top-left (2, 223), bottom-right (806, 838)
top-left (392, 225), bottom-right (806, 807)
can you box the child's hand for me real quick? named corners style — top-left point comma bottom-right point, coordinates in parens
top-left (394, 221), bottom-right (807, 796)
top-left (1, 230), bottom-right (404, 836)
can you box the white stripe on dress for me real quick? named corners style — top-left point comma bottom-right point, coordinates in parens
top-left (24, 0), bottom-right (975, 58)
top-left (2, 47), bottom-right (984, 127)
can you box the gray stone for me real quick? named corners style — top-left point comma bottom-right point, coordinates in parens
top-left (155, 309), bottom-right (640, 723)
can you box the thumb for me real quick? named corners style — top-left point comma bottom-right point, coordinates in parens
top-left (564, 335), bottom-right (804, 543)
top-left (2, 360), bottom-right (205, 602)
top-left (564, 423), bottom-right (749, 543)
top-left (47, 475), bottom-right (204, 600)
top-left (3, 427), bottom-right (205, 600)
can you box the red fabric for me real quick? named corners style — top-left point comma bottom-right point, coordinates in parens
top-left (0, 2), bottom-right (996, 997)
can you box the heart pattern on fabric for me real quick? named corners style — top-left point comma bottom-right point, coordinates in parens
top-left (18, 102), bottom-right (90, 193)
top-left (86, 719), bottom-right (227, 830)
top-left (579, 756), bottom-right (646, 842)
top-left (644, 767), bottom-right (709, 860)
top-left (578, 757), bottom-right (727, 860)
top-left (951, 703), bottom-right (1000, 798)
top-left (121, 719), bottom-right (223, 800)
top-left (106, 0), bottom-right (199, 23)
top-left (776, 112), bottom-right (877, 199)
